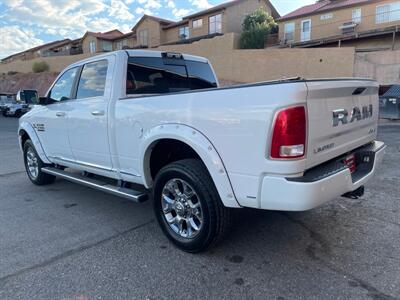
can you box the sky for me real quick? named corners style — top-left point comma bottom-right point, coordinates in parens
top-left (0, 0), bottom-right (315, 59)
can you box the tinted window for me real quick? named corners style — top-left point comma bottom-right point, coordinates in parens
top-left (76, 60), bottom-right (108, 99)
top-left (126, 57), bottom-right (217, 95)
top-left (186, 61), bottom-right (217, 89)
top-left (49, 67), bottom-right (78, 101)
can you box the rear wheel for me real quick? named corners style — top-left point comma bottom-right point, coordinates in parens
top-left (23, 139), bottom-right (55, 185)
top-left (153, 159), bottom-right (232, 252)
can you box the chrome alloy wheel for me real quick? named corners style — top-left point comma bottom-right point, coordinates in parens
top-left (161, 178), bottom-right (203, 239)
top-left (26, 147), bottom-right (39, 180)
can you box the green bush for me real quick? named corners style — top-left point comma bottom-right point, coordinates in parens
top-left (239, 8), bottom-right (278, 49)
top-left (32, 61), bottom-right (49, 73)
top-left (239, 27), bottom-right (270, 49)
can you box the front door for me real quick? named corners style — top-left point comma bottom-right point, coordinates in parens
top-left (301, 19), bottom-right (311, 42)
top-left (35, 67), bottom-right (79, 161)
top-left (67, 58), bottom-right (113, 171)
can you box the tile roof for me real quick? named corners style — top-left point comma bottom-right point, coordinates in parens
top-left (131, 14), bottom-right (174, 31)
top-left (162, 20), bottom-right (189, 29)
top-left (184, 0), bottom-right (279, 20)
top-left (85, 29), bottom-right (124, 40)
top-left (279, 0), bottom-right (372, 21)
top-left (1, 39), bottom-right (71, 61)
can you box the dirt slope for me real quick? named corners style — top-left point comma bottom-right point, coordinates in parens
top-left (0, 72), bottom-right (58, 96)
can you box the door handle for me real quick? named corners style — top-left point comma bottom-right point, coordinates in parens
top-left (56, 112), bottom-right (66, 117)
top-left (91, 110), bottom-right (105, 116)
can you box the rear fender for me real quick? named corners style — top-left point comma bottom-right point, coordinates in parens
top-left (140, 124), bottom-right (240, 208)
top-left (18, 121), bottom-right (51, 164)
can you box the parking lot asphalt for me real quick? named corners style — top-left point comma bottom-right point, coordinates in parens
top-left (0, 116), bottom-right (399, 300)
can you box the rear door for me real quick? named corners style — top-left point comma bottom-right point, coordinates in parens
top-left (67, 58), bottom-right (114, 171)
top-left (305, 79), bottom-right (379, 169)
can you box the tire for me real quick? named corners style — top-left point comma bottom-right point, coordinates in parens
top-left (23, 139), bottom-right (55, 185)
top-left (15, 110), bottom-right (22, 118)
top-left (2, 111), bottom-right (7, 117)
top-left (153, 159), bottom-right (232, 253)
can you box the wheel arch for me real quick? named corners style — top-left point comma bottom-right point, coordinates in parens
top-left (140, 124), bottom-right (240, 208)
top-left (18, 122), bottom-right (51, 164)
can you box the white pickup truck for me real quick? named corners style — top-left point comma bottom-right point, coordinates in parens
top-left (19, 50), bottom-right (385, 252)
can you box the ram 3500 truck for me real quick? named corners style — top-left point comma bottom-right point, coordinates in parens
top-left (19, 50), bottom-right (385, 252)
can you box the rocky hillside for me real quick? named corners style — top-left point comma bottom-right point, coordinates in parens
top-left (0, 72), bottom-right (58, 96)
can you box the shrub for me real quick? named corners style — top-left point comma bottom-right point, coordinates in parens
top-left (239, 8), bottom-right (278, 49)
top-left (239, 27), bottom-right (270, 49)
top-left (32, 61), bottom-right (49, 73)
top-left (7, 71), bottom-right (18, 75)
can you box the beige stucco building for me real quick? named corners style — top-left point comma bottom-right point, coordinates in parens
top-left (131, 0), bottom-right (279, 47)
top-left (277, 0), bottom-right (400, 50)
top-left (81, 30), bottom-right (136, 54)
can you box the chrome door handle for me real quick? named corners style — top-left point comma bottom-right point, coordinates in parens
top-left (91, 110), bottom-right (105, 116)
top-left (56, 112), bottom-right (66, 117)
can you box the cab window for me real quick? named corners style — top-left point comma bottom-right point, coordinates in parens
top-left (76, 60), bottom-right (108, 99)
top-left (49, 67), bottom-right (78, 101)
top-left (126, 57), bottom-right (217, 95)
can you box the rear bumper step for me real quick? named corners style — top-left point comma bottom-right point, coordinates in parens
top-left (42, 167), bottom-right (148, 203)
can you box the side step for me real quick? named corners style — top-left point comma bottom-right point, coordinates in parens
top-left (42, 167), bottom-right (148, 203)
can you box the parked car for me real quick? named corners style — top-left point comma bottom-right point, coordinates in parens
top-left (0, 94), bottom-right (15, 115)
top-left (3, 90), bottom-right (38, 117)
top-left (18, 50), bottom-right (385, 252)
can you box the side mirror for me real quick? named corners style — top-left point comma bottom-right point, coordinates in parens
top-left (16, 91), bottom-right (22, 102)
top-left (17, 89), bottom-right (39, 104)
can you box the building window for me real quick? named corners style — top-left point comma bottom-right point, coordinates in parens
top-left (284, 22), bottom-right (295, 42)
top-left (116, 39), bottom-right (128, 50)
top-left (209, 14), bottom-right (222, 34)
top-left (89, 40), bottom-right (96, 53)
top-left (376, 2), bottom-right (400, 24)
top-left (320, 13), bottom-right (333, 20)
top-left (352, 8), bottom-right (362, 23)
top-left (193, 18), bottom-right (203, 28)
top-left (116, 41), bottom-right (122, 50)
top-left (102, 41), bottom-right (112, 52)
top-left (179, 26), bottom-right (189, 40)
top-left (139, 29), bottom-right (148, 46)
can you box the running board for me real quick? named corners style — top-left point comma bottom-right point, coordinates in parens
top-left (42, 167), bottom-right (148, 203)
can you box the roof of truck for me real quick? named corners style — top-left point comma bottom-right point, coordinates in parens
top-left (125, 50), bottom-right (209, 63)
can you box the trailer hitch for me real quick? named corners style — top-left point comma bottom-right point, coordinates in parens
top-left (342, 186), bottom-right (365, 199)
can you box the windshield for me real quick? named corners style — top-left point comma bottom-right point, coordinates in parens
top-left (126, 56), bottom-right (217, 95)
top-left (0, 96), bottom-right (13, 104)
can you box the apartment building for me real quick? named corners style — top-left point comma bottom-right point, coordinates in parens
top-left (1, 39), bottom-right (74, 63)
top-left (1, 0), bottom-right (279, 63)
top-left (277, 0), bottom-right (400, 50)
top-left (132, 0), bottom-right (280, 47)
top-left (81, 30), bottom-right (138, 54)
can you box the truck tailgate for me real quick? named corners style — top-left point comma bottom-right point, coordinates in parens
top-left (305, 79), bottom-right (379, 169)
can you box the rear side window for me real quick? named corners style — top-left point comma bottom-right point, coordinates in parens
top-left (76, 60), bottom-right (108, 99)
top-left (126, 57), bottom-right (217, 95)
top-left (49, 67), bottom-right (78, 101)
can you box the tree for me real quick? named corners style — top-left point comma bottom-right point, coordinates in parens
top-left (239, 8), bottom-right (278, 49)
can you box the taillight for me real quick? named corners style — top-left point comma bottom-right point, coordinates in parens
top-left (270, 106), bottom-right (306, 159)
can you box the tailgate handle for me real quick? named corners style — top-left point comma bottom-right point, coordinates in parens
top-left (353, 87), bottom-right (366, 95)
